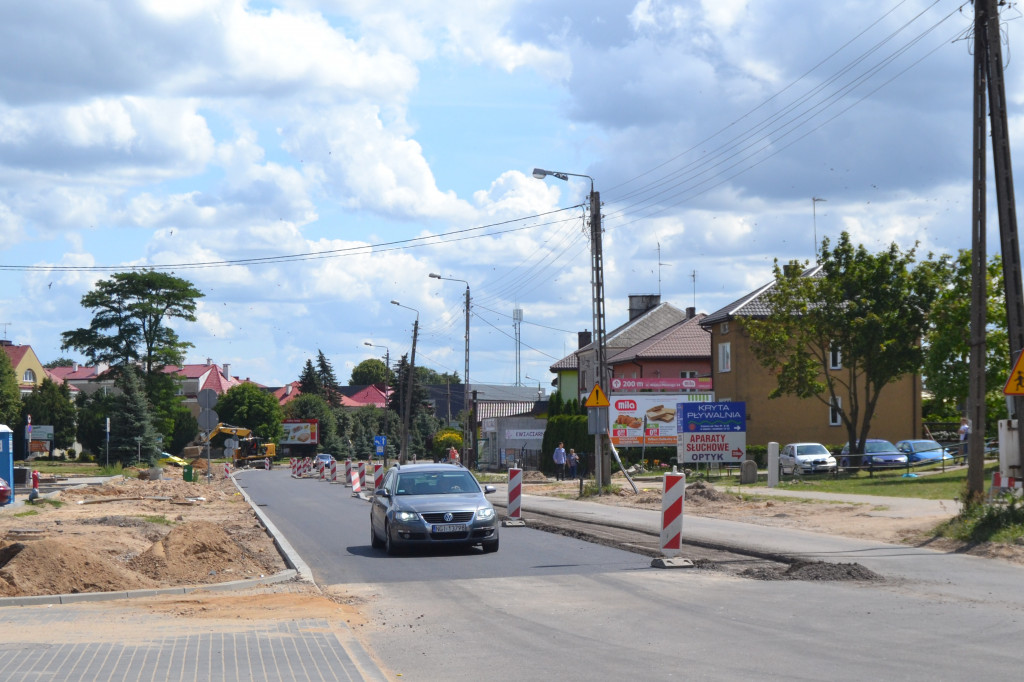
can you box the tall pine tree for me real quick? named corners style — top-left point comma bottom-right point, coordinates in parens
top-left (316, 349), bottom-right (339, 406)
top-left (109, 367), bottom-right (162, 466)
top-left (298, 359), bottom-right (322, 396)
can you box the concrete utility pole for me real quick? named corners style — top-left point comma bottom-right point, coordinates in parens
top-left (392, 301), bottom-right (419, 464)
top-left (429, 273), bottom-right (471, 465)
top-left (976, 0), bottom-right (1024, 499)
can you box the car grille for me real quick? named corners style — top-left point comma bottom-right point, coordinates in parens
top-left (421, 511), bottom-right (475, 523)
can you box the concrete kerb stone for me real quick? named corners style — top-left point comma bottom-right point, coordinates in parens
top-left (0, 473), bottom-right (308, 609)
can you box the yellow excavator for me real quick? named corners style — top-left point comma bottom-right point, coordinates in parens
top-left (196, 424), bottom-right (275, 469)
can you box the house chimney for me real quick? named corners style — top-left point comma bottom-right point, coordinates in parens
top-left (72, 362), bottom-right (79, 372)
top-left (578, 330), bottom-right (592, 349)
top-left (628, 294), bottom-right (661, 321)
top-left (206, 357), bottom-right (212, 365)
top-left (286, 384), bottom-right (292, 395)
top-left (686, 306), bottom-right (695, 319)
top-left (222, 363), bottom-right (230, 380)
top-left (782, 263), bottom-right (800, 278)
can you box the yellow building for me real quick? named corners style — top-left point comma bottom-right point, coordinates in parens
top-left (1, 341), bottom-right (47, 397)
top-left (701, 270), bottom-right (920, 448)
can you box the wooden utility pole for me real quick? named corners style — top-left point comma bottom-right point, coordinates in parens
top-left (975, 0), bottom-right (1024, 500)
top-left (968, 1), bottom-right (989, 502)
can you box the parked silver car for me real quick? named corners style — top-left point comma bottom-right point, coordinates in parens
top-left (780, 442), bottom-right (836, 475)
top-left (370, 463), bottom-right (499, 555)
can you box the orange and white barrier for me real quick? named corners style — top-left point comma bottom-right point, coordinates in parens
top-left (660, 473), bottom-right (685, 556)
top-left (224, 462), bottom-right (231, 478)
top-left (373, 463), bottom-right (383, 491)
top-left (991, 472), bottom-right (1021, 496)
top-left (319, 459), bottom-right (326, 480)
top-left (330, 459), bottom-right (337, 482)
top-left (358, 461), bottom-right (366, 489)
top-left (290, 458), bottom-right (297, 477)
top-left (350, 467), bottom-right (362, 495)
top-left (345, 459), bottom-right (352, 487)
top-left (508, 468), bottom-right (522, 519)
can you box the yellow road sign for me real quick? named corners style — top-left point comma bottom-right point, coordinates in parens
top-left (1005, 352), bottom-right (1024, 395)
top-left (585, 383), bottom-right (610, 408)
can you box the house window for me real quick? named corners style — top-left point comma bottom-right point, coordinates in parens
top-left (829, 397), bottom-right (842, 426)
top-left (721, 322), bottom-right (730, 334)
top-left (830, 345), bottom-right (842, 370)
top-left (23, 369), bottom-right (36, 383)
top-left (718, 343), bottom-right (731, 373)
top-left (680, 371), bottom-right (698, 379)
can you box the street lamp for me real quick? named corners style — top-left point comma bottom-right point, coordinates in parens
top-left (429, 272), bottom-right (472, 466)
top-left (532, 167), bottom-right (609, 489)
top-left (524, 374), bottom-right (544, 401)
top-left (392, 300), bottom-right (419, 464)
top-left (363, 341), bottom-right (390, 389)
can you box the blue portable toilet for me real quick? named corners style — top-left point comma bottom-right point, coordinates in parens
top-left (0, 424), bottom-right (13, 505)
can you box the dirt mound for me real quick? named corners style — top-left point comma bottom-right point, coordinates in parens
top-left (741, 560), bottom-right (883, 582)
top-left (130, 520), bottom-right (278, 584)
top-left (0, 538), bottom-right (158, 597)
top-left (521, 470), bottom-right (548, 482)
top-left (190, 458), bottom-right (210, 472)
top-left (686, 480), bottom-right (725, 502)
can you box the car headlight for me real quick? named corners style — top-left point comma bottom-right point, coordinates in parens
top-left (395, 510), bottom-right (419, 522)
top-left (476, 507), bottom-right (495, 521)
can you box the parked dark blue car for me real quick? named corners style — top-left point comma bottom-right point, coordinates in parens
top-left (839, 439), bottom-right (908, 468)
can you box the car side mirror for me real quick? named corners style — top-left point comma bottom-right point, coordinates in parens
top-left (484, 485), bottom-right (496, 494)
top-left (375, 488), bottom-right (390, 498)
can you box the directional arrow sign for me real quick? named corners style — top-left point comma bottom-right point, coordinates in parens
top-left (677, 401), bottom-right (747, 464)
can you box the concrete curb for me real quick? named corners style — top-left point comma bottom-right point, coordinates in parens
top-left (0, 472), bottom-right (307, 608)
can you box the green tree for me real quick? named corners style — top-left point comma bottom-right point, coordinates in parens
top-left (350, 358), bottom-right (390, 386)
top-left (0, 346), bottom-right (20, 428)
top-left (415, 366), bottom-right (460, 385)
top-left (745, 232), bottom-right (945, 454)
top-left (284, 393), bottom-right (341, 453)
top-left (215, 383), bottom-right (284, 443)
top-left (298, 359), bottom-right (322, 396)
top-left (315, 350), bottom-right (339, 406)
top-left (21, 378), bottom-right (77, 451)
top-left (109, 367), bottom-right (162, 465)
top-left (75, 390), bottom-right (118, 459)
top-left (43, 357), bottom-right (76, 369)
top-left (388, 354), bottom-right (430, 427)
top-left (922, 250), bottom-right (1008, 433)
top-left (61, 270), bottom-right (203, 374)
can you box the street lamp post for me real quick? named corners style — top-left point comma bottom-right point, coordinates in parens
top-left (391, 301), bottom-right (419, 464)
top-left (532, 167), bottom-right (609, 489)
top-left (429, 273), bottom-right (472, 467)
top-left (524, 374), bottom-right (543, 401)
top-left (364, 341), bottom-right (390, 466)
top-left (812, 197), bottom-right (826, 260)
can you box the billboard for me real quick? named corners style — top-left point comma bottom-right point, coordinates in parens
top-left (609, 377), bottom-right (713, 392)
top-left (609, 393), bottom-right (714, 446)
top-left (676, 401), bottom-right (747, 463)
top-left (282, 419), bottom-right (319, 445)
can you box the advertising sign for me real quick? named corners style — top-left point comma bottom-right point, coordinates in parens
top-left (677, 401), bottom-right (746, 463)
top-left (610, 377), bottom-right (713, 392)
top-left (609, 393), bottom-right (714, 446)
top-left (282, 419), bottom-right (319, 445)
top-left (505, 429), bottom-right (546, 441)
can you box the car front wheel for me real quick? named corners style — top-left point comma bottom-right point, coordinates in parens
top-left (385, 522), bottom-right (401, 556)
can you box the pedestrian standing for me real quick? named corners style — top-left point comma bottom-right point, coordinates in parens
top-left (568, 448), bottom-right (579, 479)
top-left (448, 445), bottom-right (461, 465)
top-left (958, 417), bottom-right (970, 465)
top-left (553, 442), bottom-right (566, 481)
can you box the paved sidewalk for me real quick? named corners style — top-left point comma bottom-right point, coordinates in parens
top-left (492, 483), bottom-right (1024, 611)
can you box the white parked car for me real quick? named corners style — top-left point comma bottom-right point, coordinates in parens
top-left (780, 442), bottom-right (837, 475)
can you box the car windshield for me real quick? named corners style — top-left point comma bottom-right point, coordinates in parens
top-left (865, 441), bottom-right (897, 453)
top-left (909, 441), bottom-right (940, 452)
top-left (796, 444), bottom-right (830, 456)
top-left (396, 471), bottom-right (481, 496)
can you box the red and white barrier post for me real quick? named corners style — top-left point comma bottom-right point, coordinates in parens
top-left (358, 461), bottom-right (366, 489)
top-left (350, 467), bottom-right (362, 495)
top-left (504, 468), bottom-right (524, 525)
top-left (345, 459), bottom-right (352, 487)
top-left (224, 462), bottom-right (231, 478)
top-left (373, 463), bottom-right (383, 491)
top-left (660, 472), bottom-right (685, 557)
top-left (290, 458), bottom-right (297, 477)
top-left (330, 459), bottom-right (337, 482)
top-left (319, 459), bottom-right (326, 480)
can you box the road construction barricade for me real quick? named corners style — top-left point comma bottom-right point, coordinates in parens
top-left (304, 457), bottom-right (311, 477)
top-left (344, 459), bottom-right (352, 487)
top-left (990, 472), bottom-right (1022, 500)
top-left (358, 461), bottom-right (366, 490)
top-left (507, 468), bottom-right (522, 520)
top-left (224, 462), bottom-right (231, 479)
top-left (373, 463), bottom-right (383, 491)
top-left (660, 472), bottom-right (685, 556)
top-left (350, 467), bottom-right (362, 495)
top-left (330, 459), bottom-right (337, 482)
top-left (319, 459), bottom-right (326, 480)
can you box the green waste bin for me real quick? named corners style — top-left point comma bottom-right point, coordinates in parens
top-left (183, 465), bottom-right (194, 482)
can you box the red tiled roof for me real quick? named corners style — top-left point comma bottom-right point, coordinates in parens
top-left (274, 382), bottom-right (302, 406)
top-left (347, 384), bottom-right (389, 408)
top-left (607, 313), bottom-right (709, 363)
top-left (1, 344), bottom-right (29, 368)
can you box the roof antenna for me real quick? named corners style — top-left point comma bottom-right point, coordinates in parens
top-left (657, 240), bottom-right (671, 295)
top-left (0, 322), bottom-right (10, 341)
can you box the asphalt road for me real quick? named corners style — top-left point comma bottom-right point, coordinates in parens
top-left (242, 469), bottom-right (1023, 681)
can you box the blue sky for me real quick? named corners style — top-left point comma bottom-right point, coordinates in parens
top-left (0, 1), bottom-right (1016, 390)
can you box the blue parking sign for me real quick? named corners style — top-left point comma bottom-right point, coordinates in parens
top-left (374, 435), bottom-right (386, 456)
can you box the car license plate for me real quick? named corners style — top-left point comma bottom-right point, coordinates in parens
top-left (432, 524), bottom-right (467, 533)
